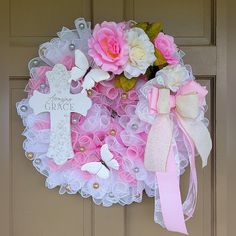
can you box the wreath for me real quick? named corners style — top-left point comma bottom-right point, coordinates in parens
top-left (17, 18), bottom-right (212, 234)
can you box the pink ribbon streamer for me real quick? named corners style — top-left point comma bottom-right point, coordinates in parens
top-left (145, 80), bottom-right (210, 234)
top-left (155, 120), bottom-right (198, 234)
top-left (156, 146), bottom-right (188, 234)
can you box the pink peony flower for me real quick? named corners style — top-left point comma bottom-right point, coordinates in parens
top-left (154, 32), bottom-right (179, 64)
top-left (88, 21), bottom-right (129, 74)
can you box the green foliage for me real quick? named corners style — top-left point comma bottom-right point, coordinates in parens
top-left (154, 48), bottom-right (167, 66)
top-left (114, 74), bottom-right (137, 92)
top-left (135, 22), bottom-right (162, 41)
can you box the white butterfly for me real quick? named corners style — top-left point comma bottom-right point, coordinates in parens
top-left (70, 49), bottom-right (110, 90)
top-left (81, 144), bottom-right (119, 179)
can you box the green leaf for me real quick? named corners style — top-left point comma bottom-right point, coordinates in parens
top-left (154, 48), bottom-right (167, 66)
top-left (120, 76), bottom-right (137, 92)
top-left (114, 76), bottom-right (121, 88)
top-left (135, 21), bottom-right (162, 41)
top-left (134, 22), bottom-right (149, 31)
top-left (146, 22), bottom-right (162, 41)
top-left (114, 74), bottom-right (137, 92)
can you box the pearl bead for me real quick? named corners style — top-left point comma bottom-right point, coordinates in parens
top-left (69, 43), bottom-right (75, 51)
top-left (109, 129), bottom-right (116, 136)
top-left (133, 167), bottom-right (139, 173)
top-left (121, 93), bottom-right (128, 99)
top-left (40, 83), bottom-right (46, 89)
top-left (131, 124), bottom-right (138, 130)
top-left (71, 117), bottom-right (78, 124)
top-left (65, 184), bottom-right (72, 192)
top-left (79, 147), bottom-right (85, 152)
top-left (93, 182), bottom-right (99, 189)
top-left (109, 192), bottom-right (114, 198)
top-left (79, 23), bottom-right (85, 29)
top-left (34, 159), bottom-right (41, 165)
top-left (135, 193), bottom-right (141, 198)
top-left (87, 89), bottom-right (93, 96)
top-left (20, 105), bottom-right (28, 112)
top-left (25, 152), bottom-right (34, 160)
top-left (33, 59), bottom-right (39, 66)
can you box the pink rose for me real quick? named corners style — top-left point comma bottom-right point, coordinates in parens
top-left (154, 32), bottom-right (179, 64)
top-left (88, 21), bottom-right (129, 74)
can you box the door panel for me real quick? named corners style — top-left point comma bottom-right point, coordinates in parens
top-left (1, 0), bottom-right (228, 235)
top-left (94, 0), bottom-right (213, 45)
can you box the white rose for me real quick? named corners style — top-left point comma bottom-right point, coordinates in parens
top-left (124, 28), bottom-right (156, 79)
top-left (155, 64), bottom-right (192, 92)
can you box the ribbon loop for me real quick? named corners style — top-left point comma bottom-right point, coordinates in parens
top-left (148, 87), bottom-right (199, 119)
top-left (157, 88), bottom-right (170, 114)
top-left (176, 93), bottom-right (199, 119)
top-left (146, 80), bottom-right (212, 171)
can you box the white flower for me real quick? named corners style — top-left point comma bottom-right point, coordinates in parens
top-left (155, 64), bottom-right (192, 92)
top-left (124, 28), bottom-right (156, 79)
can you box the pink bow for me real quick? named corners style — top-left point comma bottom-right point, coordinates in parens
top-left (148, 80), bottom-right (207, 117)
top-left (145, 80), bottom-right (211, 172)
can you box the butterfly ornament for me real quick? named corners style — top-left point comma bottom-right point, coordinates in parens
top-left (70, 49), bottom-right (110, 90)
top-left (81, 144), bottom-right (119, 179)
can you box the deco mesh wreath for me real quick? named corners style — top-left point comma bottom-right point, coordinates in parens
top-left (17, 18), bottom-right (212, 234)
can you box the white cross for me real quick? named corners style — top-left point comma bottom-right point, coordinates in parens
top-left (29, 64), bottom-right (92, 165)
